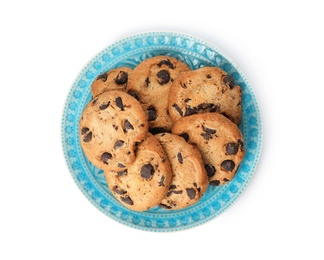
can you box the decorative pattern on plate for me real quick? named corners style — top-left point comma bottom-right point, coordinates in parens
top-left (62, 32), bottom-right (262, 232)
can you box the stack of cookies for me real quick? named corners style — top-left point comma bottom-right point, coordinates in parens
top-left (79, 56), bottom-right (245, 211)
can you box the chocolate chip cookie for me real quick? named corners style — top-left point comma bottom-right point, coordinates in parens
top-left (91, 67), bottom-right (132, 97)
top-left (126, 56), bottom-right (190, 134)
top-left (79, 90), bottom-right (148, 171)
top-left (104, 133), bottom-right (172, 211)
top-left (168, 66), bottom-right (242, 125)
top-left (155, 133), bottom-right (208, 210)
top-left (172, 113), bottom-right (245, 186)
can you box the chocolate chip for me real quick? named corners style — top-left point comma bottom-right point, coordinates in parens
top-left (226, 143), bottom-right (239, 155)
top-left (196, 103), bottom-right (220, 113)
top-left (140, 164), bottom-right (154, 179)
top-left (115, 97), bottom-right (124, 111)
top-left (127, 90), bottom-right (140, 101)
top-left (81, 127), bottom-right (89, 135)
top-left (186, 188), bottom-right (196, 200)
top-left (184, 98), bottom-right (191, 103)
top-left (222, 74), bottom-right (235, 89)
top-left (193, 182), bottom-right (201, 193)
top-left (159, 203), bottom-right (172, 209)
top-left (117, 169), bottom-right (127, 176)
top-left (114, 140), bottom-right (125, 150)
top-left (184, 106), bottom-right (197, 116)
top-left (169, 184), bottom-right (177, 190)
top-left (101, 152), bottom-right (112, 164)
top-left (179, 133), bottom-right (189, 142)
top-left (113, 186), bottom-right (127, 195)
top-left (167, 189), bottom-right (182, 196)
top-left (172, 103), bottom-right (183, 116)
top-left (92, 97), bottom-right (98, 104)
top-left (96, 73), bottom-right (108, 82)
top-left (177, 152), bottom-right (183, 164)
top-left (113, 124), bottom-right (118, 131)
top-left (83, 132), bottom-right (92, 142)
top-left (115, 71), bottom-right (128, 84)
top-left (99, 101), bottom-right (110, 110)
top-left (158, 59), bottom-right (175, 69)
top-left (158, 175), bottom-right (165, 186)
top-left (147, 106), bottom-right (157, 121)
top-left (210, 180), bottom-right (220, 186)
top-left (149, 128), bottom-right (168, 135)
top-left (238, 139), bottom-right (244, 151)
top-left (203, 126), bottom-right (216, 134)
top-left (223, 178), bottom-right (230, 182)
top-left (221, 160), bottom-right (235, 171)
top-left (121, 196), bottom-right (134, 205)
top-left (180, 82), bottom-right (187, 89)
top-left (197, 103), bottom-right (213, 110)
top-left (156, 70), bottom-right (170, 84)
top-left (210, 104), bottom-right (220, 112)
top-left (118, 163), bottom-right (125, 168)
top-left (145, 77), bottom-right (150, 87)
top-left (206, 74), bottom-right (211, 79)
top-left (123, 120), bottom-right (134, 132)
top-left (201, 132), bottom-right (212, 140)
top-left (205, 164), bottom-right (216, 178)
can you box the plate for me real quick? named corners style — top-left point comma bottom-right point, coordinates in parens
top-left (61, 31), bottom-right (262, 232)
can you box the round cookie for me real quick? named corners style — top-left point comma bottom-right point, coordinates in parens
top-left (172, 113), bottom-right (245, 186)
top-left (155, 133), bottom-right (208, 210)
top-left (79, 90), bottom-right (148, 171)
top-left (168, 66), bottom-right (242, 125)
top-left (91, 67), bottom-right (132, 97)
top-left (104, 133), bottom-right (172, 211)
top-left (126, 56), bottom-right (190, 133)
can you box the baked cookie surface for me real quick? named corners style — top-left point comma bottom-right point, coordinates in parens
top-left (91, 67), bottom-right (132, 97)
top-left (79, 90), bottom-right (148, 171)
top-left (168, 66), bottom-right (242, 125)
top-left (172, 113), bottom-right (245, 186)
top-left (126, 56), bottom-right (190, 133)
top-left (155, 133), bottom-right (208, 210)
top-left (105, 133), bottom-right (172, 211)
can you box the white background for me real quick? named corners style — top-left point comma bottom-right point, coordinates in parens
top-left (1, 1), bottom-right (323, 259)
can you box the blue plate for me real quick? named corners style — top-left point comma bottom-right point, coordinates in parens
top-left (61, 32), bottom-right (262, 232)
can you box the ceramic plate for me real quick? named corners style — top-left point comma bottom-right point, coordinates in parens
top-left (61, 31), bottom-right (262, 232)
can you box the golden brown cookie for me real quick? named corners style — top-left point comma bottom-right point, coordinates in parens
top-left (105, 133), bottom-right (172, 211)
top-left (155, 133), bottom-right (208, 210)
top-left (126, 56), bottom-right (190, 133)
top-left (172, 113), bottom-right (245, 186)
top-left (79, 90), bottom-right (148, 171)
top-left (168, 66), bottom-right (242, 125)
top-left (91, 67), bottom-right (132, 97)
